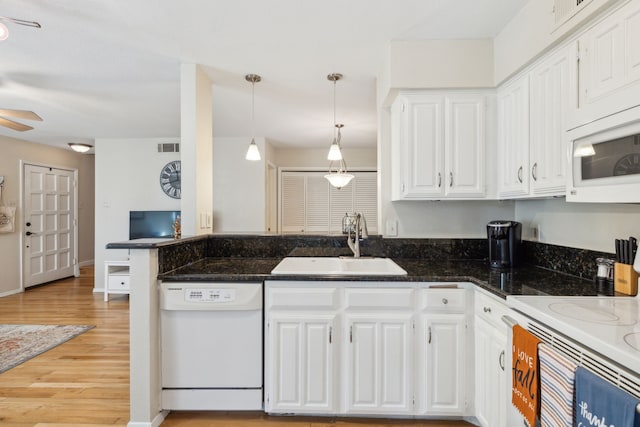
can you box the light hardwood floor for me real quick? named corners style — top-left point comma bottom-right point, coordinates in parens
top-left (0, 267), bottom-right (473, 427)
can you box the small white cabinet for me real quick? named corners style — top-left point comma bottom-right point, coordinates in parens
top-left (104, 260), bottom-right (130, 301)
top-left (265, 287), bottom-right (339, 414)
top-left (344, 288), bottom-right (414, 415)
top-left (570, 0), bottom-right (640, 127)
top-left (391, 91), bottom-right (489, 200)
top-left (415, 288), bottom-right (469, 416)
top-left (474, 290), bottom-right (510, 427)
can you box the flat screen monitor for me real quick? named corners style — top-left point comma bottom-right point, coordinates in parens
top-left (129, 210), bottom-right (180, 240)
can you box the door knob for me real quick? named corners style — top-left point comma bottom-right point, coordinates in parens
top-left (26, 231), bottom-right (33, 236)
top-left (26, 222), bottom-right (31, 227)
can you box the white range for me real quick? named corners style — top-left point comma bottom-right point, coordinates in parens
top-left (507, 295), bottom-right (640, 376)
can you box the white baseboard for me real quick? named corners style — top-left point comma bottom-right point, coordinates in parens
top-left (127, 410), bottom-right (168, 427)
top-left (0, 288), bottom-right (23, 298)
top-left (79, 260), bottom-right (94, 268)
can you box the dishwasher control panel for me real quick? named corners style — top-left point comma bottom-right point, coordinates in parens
top-left (184, 288), bottom-right (236, 302)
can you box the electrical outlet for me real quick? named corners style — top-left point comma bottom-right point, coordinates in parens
top-left (386, 219), bottom-right (398, 237)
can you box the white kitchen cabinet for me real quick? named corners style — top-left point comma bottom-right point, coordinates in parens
top-left (415, 288), bottom-right (469, 416)
top-left (422, 314), bottom-right (466, 414)
top-left (265, 286), bottom-right (339, 414)
top-left (571, 0), bottom-right (640, 127)
top-left (391, 91), bottom-right (488, 200)
top-left (474, 290), bottom-right (509, 427)
top-left (497, 74), bottom-right (530, 198)
top-left (266, 313), bottom-right (338, 414)
top-left (344, 313), bottom-right (414, 415)
top-left (264, 282), bottom-right (472, 418)
top-left (529, 44), bottom-right (573, 196)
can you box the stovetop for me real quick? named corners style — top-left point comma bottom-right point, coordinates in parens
top-left (507, 295), bottom-right (640, 374)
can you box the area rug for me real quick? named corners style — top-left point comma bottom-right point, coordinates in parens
top-left (0, 324), bottom-right (94, 374)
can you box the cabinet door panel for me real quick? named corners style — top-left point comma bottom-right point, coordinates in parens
top-left (345, 314), bottom-right (413, 414)
top-left (445, 96), bottom-right (485, 197)
top-left (423, 314), bottom-right (465, 414)
top-left (267, 314), bottom-right (336, 414)
top-left (408, 99), bottom-right (444, 197)
top-left (475, 316), bottom-right (508, 427)
top-left (529, 46), bottom-right (571, 195)
top-left (497, 75), bottom-right (530, 197)
top-left (625, 7), bottom-right (640, 82)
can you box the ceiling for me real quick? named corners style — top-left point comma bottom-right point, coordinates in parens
top-left (0, 0), bottom-right (527, 151)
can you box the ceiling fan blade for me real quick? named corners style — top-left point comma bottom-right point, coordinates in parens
top-left (0, 109), bottom-right (43, 121)
top-left (0, 116), bottom-right (34, 131)
top-left (0, 16), bottom-right (41, 28)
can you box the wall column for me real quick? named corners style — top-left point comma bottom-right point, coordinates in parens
top-left (180, 64), bottom-right (213, 236)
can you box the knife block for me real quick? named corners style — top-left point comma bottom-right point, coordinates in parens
top-left (614, 263), bottom-right (639, 296)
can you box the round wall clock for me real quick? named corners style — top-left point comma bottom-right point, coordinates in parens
top-left (160, 160), bottom-right (181, 199)
top-left (613, 153), bottom-right (640, 176)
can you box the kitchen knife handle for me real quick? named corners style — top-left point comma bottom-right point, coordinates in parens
top-left (615, 239), bottom-right (621, 263)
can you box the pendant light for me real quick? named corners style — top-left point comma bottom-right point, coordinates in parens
top-left (245, 74), bottom-right (261, 161)
top-left (324, 73), bottom-right (354, 189)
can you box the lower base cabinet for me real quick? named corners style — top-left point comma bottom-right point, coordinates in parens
top-left (345, 313), bottom-right (414, 415)
top-left (474, 290), bottom-right (509, 427)
top-left (266, 314), bottom-right (338, 413)
top-left (264, 281), bottom-right (471, 418)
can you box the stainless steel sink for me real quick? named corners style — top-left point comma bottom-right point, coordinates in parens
top-left (270, 257), bottom-right (407, 276)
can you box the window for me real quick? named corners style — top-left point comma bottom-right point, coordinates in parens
top-left (280, 171), bottom-right (377, 234)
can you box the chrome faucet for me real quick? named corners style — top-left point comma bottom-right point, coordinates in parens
top-left (347, 212), bottom-right (368, 258)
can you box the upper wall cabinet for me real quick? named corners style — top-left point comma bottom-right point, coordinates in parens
top-left (529, 44), bottom-right (574, 196)
top-left (497, 75), bottom-right (530, 198)
top-left (569, 0), bottom-right (640, 128)
top-left (497, 43), bottom-right (575, 199)
top-left (391, 91), bottom-right (491, 201)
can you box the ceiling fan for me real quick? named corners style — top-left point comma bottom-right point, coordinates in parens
top-left (0, 109), bottom-right (43, 132)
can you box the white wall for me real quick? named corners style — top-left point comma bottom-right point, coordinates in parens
top-left (516, 199), bottom-right (640, 253)
top-left (378, 39), bottom-right (495, 106)
top-left (0, 135), bottom-right (94, 297)
top-left (212, 137), bottom-right (270, 232)
top-left (94, 138), bottom-right (180, 291)
top-left (274, 147), bottom-right (377, 169)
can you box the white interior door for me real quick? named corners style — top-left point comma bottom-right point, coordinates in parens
top-left (23, 164), bottom-right (76, 288)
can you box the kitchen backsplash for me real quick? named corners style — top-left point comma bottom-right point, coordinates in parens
top-left (157, 234), bottom-right (612, 280)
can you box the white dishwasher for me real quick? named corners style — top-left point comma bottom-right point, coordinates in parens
top-left (160, 281), bottom-right (263, 410)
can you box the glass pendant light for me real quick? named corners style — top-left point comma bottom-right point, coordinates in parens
top-left (324, 73), bottom-right (354, 189)
top-left (245, 74), bottom-right (262, 161)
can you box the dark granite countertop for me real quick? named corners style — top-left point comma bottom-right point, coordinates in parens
top-left (158, 257), bottom-right (601, 299)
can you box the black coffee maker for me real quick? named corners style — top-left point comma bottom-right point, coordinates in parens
top-left (487, 220), bottom-right (522, 269)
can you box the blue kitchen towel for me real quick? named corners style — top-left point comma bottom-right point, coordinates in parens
top-left (574, 366), bottom-right (640, 427)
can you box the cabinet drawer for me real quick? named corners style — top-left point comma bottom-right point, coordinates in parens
top-left (474, 290), bottom-right (509, 326)
top-left (267, 287), bottom-right (339, 310)
top-left (108, 275), bottom-right (130, 291)
top-left (420, 289), bottom-right (466, 312)
top-left (344, 288), bottom-right (414, 310)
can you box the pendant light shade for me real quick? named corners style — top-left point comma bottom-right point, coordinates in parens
top-left (245, 74), bottom-right (261, 161)
top-left (325, 73), bottom-right (353, 189)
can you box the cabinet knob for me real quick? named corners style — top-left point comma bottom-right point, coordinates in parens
top-left (442, 298), bottom-right (448, 305)
top-left (483, 306), bottom-right (491, 313)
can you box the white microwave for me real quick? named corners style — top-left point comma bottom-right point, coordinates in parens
top-left (567, 106), bottom-right (640, 203)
